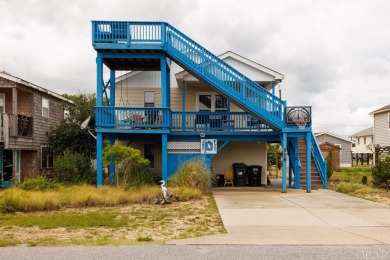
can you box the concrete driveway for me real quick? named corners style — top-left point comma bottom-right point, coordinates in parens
top-left (169, 187), bottom-right (390, 245)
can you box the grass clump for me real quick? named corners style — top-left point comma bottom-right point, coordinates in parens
top-left (168, 160), bottom-right (214, 194)
top-left (18, 176), bottom-right (59, 191)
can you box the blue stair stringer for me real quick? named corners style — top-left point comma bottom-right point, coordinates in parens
top-left (309, 131), bottom-right (327, 188)
top-left (163, 24), bottom-right (285, 130)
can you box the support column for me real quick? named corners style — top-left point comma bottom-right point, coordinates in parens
top-left (295, 138), bottom-right (301, 189)
top-left (306, 132), bottom-right (312, 192)
top-left (182, 80), bottom-right (186, 130)
top-left (281, 133), bottom-right (287, 193)
top-left (162, 134), bottom-right (168, 181)
top-left (110, 69), bottom-right (116, 107)
top-left (96, 57), bottom-right (104, 187)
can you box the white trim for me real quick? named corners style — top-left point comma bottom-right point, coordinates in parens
top-left (0, 72), bottom-right (73, 104)
top-left (42, 97), bottom-right (49, 118)
top-left (388, 112), bottom-right (390, 130)
top-left (314, 132), bottom-right (354, 143)
top-left (0, 93), bottom-right (5, 114)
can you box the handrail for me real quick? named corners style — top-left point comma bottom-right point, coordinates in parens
top-left (164, 24), bottom-right (285, 129)
top-left (309, 131), bottom-right (327, 188)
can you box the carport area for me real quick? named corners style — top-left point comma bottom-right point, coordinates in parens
top-left (170, 188), bottom-right (390, 245)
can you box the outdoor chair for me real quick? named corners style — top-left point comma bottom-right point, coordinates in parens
top-left (224, 168), bottom-right (234, 187)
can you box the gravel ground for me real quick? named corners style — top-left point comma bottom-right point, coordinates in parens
top-left (1, 244), bottom-right (390, 260)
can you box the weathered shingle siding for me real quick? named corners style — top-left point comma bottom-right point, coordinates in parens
top-left (33, 92), bottom-right (64, 171)
top-left (315, 134), bottom-right (352, 166)
top-left (374, 112), bottom-right (390, 146)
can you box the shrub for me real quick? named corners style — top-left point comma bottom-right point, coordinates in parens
top-left (18, 176), bottom-right (59, 191)
top-left (103, 144), bottom-right (154, 187)
top-left (168, 160), bottom-right (213, 194)
top-left (53, 152), bottom-right (94, 184)
top-left (326, 150), bottom-right (333, 179)
top-left (372, 157), bottom-right (390, 187)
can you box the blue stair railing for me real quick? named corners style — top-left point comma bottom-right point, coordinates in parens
top-left (92, 21), bottom-right (286, 130)
top-left (164, 24), bottom-right (285, 130)
top-left (309, 131), bottom-right (327, 188)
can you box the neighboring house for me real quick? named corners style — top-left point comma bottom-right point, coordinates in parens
top-left (350, 127), bottom-right (374, 164)
top-left (92, 21), bottom-right (328, 192)
top-left (0, 71), bottom-right (72, 185)
top-left (370, 104), bottom-right (390, 160)
top-left (315, 132), bottom-right (353, 167)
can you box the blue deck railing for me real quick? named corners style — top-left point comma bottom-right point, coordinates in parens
top-left (92, 21), bottom-right (285, 130)
top-left (95, 107), bottom-right (271, 132)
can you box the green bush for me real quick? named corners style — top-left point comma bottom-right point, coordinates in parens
top-left (372, 157), bottom-right (390, 187)
top-left (53, 152), bottom-right (94, 184)
top-left (326, 150), bottom-right (333, 179)
top-left (168, 160), bottom-right (213, 194)
top-left (103, 144), bottom-right (155, 187)
top-left (18, 176), bottom-right (59, 191)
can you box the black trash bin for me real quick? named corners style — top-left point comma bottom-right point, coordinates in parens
top-left (247, 165), bottom-right (262, 187)
top-left (215, 174), bottom-right (224, 187)
top-left (232, 163), bottom-right (247, 187)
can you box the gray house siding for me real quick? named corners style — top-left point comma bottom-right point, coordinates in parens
top-left (315, 133), bottom-right (352, 167)
top-left (373, 112), bottom-right (390, 146)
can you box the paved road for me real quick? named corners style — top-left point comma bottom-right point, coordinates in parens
top-left (1, 245), bottom-right (390, 260)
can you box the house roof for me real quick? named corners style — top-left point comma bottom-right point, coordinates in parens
top-left (369, 104), bottom-right (390, 115)
top-left (350, 127), bottom-right (373, 138)
top-left (314, 132), bottom-right (354, 143)
top-left (319, 142), bottom-right (342, 150)
top-left (0, 71), bottom-right (73, 104)
top-left (175, 50), bottom-right (285, 82)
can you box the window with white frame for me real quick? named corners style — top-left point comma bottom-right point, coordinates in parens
top-left (196, 93), bottom-right (227, 111)
top-left (41, 146), bottom-right (54, 168)
top-left (144, 91), bottom-right (155, 107)
top-left (0, 93), bottom-right (4, 113)
top-left (42, 97), bottom-right (49, 117)
top-left (388, 113), bottom-right (390, 129)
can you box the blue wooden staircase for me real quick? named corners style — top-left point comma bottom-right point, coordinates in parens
top-left (92, 21), bottom-right (327, 188)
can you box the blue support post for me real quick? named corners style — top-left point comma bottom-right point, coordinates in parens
top-left (294, 138), bottom-right (301, 189)
top-left (162, 134), bottom-right (168, 181)
top-left (160, 56), bottom-right (170, 182)
top-left (110, 70), bottom-right (115, 107)
top-left (96, 57), bottom-right (104, 187)
top-left (306, 132), bottom-right (312, 192)
top-left (182, 80), bottom-right (186, 130)
top-left (281, 133), bottom-right (287, 192)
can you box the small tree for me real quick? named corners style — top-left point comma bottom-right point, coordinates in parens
top-left (326, 150), bottom-right (333, 179)
top-left (103, 143), bottom-right (154, 187)
top-left (372, 157), bottom-right (390, 187)
top-left (53, 152), bottom-right (94, 184)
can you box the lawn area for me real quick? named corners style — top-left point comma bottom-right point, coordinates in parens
top-left (0, 185), bottom-right (225, 246)
top-left (328, 165), bottom-right (390, 205)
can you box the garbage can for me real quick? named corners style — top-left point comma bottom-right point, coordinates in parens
top-left (247, 165), bottom-right (262, 187)
top-left (215, 174), bottom-right (224, 187)
top-left (232, 163), bottom-right (247, 187)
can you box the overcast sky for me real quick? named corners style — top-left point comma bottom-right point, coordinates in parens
top-left (1, 0), bottom-right (389, 137)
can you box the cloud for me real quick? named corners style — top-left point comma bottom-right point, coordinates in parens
top-left (0, 0), bottom-right (389, 136)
